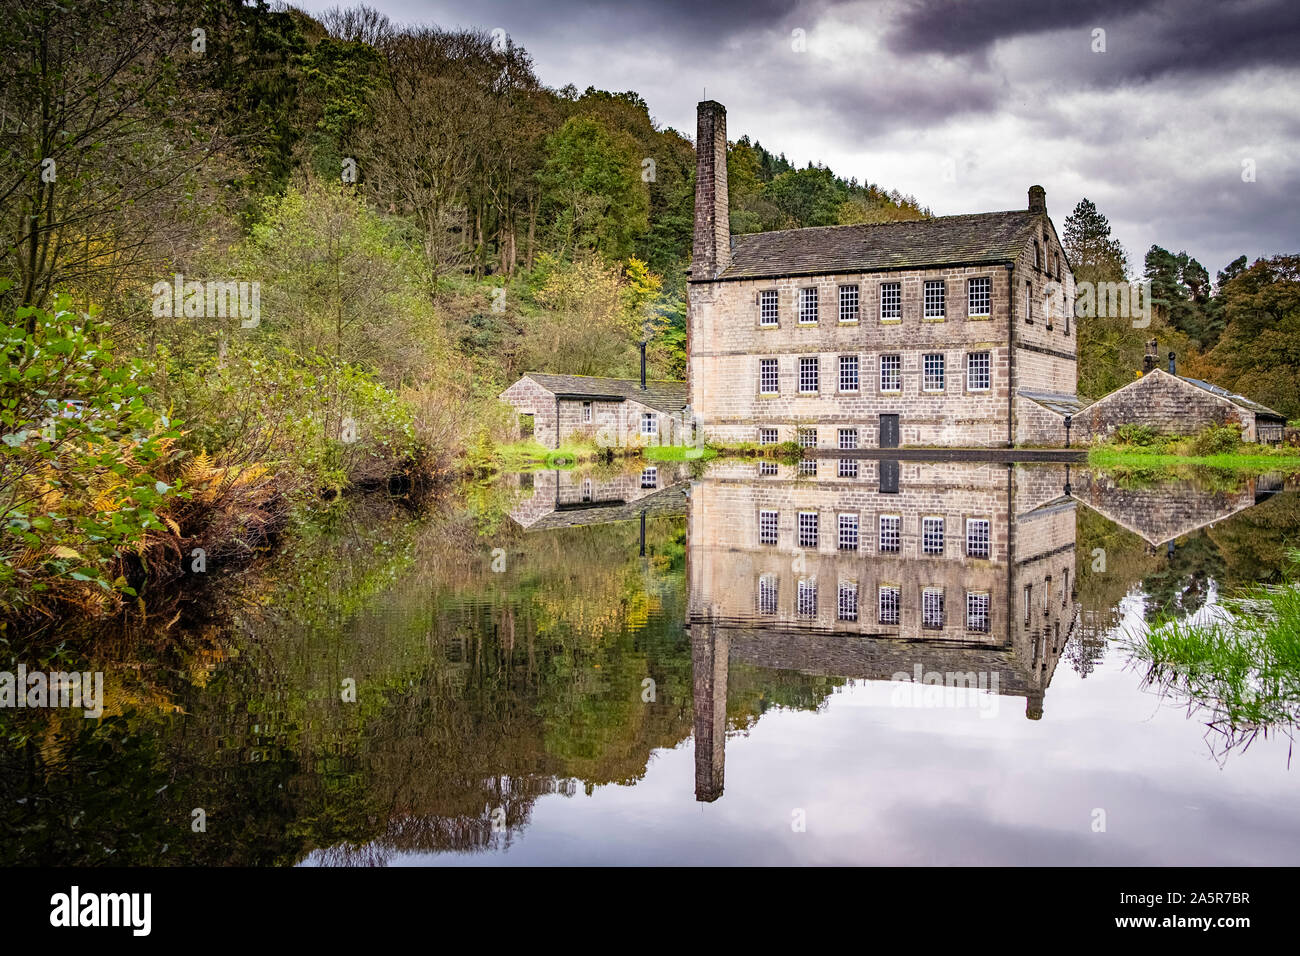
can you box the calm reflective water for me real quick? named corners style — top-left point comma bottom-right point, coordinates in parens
top-left (3, 460), bottom-right (1298, 865)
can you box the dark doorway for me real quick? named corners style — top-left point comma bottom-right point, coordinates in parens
top-left (879, 459), bottom-right (899, 494)
top-left (519, 413), bottom-right (535, 439)
top-left (879, 413), bottom-right (899, 448)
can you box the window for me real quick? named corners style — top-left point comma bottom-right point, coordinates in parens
top-left (966, 592), bottom-right (990, 632)
top-left (641, 413), bottom-right (658, 438)
top-left (839, 354), bottom-right (859, 392)
top-left (1023, 584), bottom-right (1033, 624)
top-left (839, 285), bottom-right (859, 322)
top-left (799, 458), bottom-right (818, 476)
top-left (966, 518), bottom-right (991, 558)
top-left (967, 351), bottom-right (991, 391)
top-left (581, 478), bottom-right (592, 502)
top-left (880, 354), bottom-right (902, 392)
top-left (922, 516), bottom-right (945, 555)
top-left (798, 287), bottom-right (819, 324)
top-left (760, 289), bottom-right (779, 326)
top-left (759, 427), bottom-right (779, 445)
top-left (838, 514), bottom-right (859, 551)
top-left (797, 579), bottom-right (818, 617)
top-left (923, 279), bottom-right (945, 319)
top-left (1055, 252), bottom-right (1061, 278)
top-left (759, 509), bottom-right (779, 545)
top-left (838, 582), bottom-right (858, 621)
top-left (798, 511), bottom-right (819, 548)
top-left (968, 277), bottom-right (991, 316)
top-left (582, 401), bottom-right (592, 423)
top-left (923, 353), bottom-right (945, 392)
top-left (760, 357), bottom-right (779, 394)
top-left (1025, 281), bottom-right (1032, 323)
top-left (758, 575), bottom-right (778, 615)
top-left (798, 427), bottom-right (817, 448)
top-left (878, 585), bottom-right (900, 625)
top-left (1062, 569), bottom-right (1070, 607)
top-left (880, 282), bottom-right (901, 320)
top-left (758, 461), bottom-right (778, 476)
top-left (799, 356), bottom-right (819, 394)
top-left (922, 587), bottom-right (945, 629)
top-left (879, 515), bottom-right (901, 553)
top-left (839, 458), bottom-right (858, 478)
top-left (640, 467), bottom-right (658, 489)
top-left (838, 428), bottom-right (858, 450)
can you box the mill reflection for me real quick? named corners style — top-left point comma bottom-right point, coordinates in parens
top-left (687, 459), bottom-right (1079, 801)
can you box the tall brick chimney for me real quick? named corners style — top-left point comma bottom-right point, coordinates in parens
top-left (692, 100), bottom-right (730, 280)
top-left (1028, 184), bottom-right (1046, 214)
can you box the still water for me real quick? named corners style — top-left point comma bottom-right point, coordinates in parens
top-left (3, 459), bottom-right (1298, 865)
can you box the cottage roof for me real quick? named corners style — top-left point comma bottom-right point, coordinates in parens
top-left (1019, 389), bottom-right (1086, 417)
top-left (1177, 376), bottom-right (1285, 420)
top-left (520, 373), bottom-right (688, 414)
top-left (710, 210), bottom-right (1041, 282)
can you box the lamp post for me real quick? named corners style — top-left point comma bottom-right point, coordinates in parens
top-left (1064, 414), bottom-right (1072, 449)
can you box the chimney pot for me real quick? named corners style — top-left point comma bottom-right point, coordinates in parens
top-left (1028, 185), bottom-right (1046, 214)
top-left (1168, 351), bottom-right (1176, 375)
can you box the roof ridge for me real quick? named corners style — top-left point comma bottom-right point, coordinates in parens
top-left (730, 209), bottom-right (1033, 242)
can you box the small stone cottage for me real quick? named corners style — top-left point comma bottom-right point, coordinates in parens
top-left (499, 372), bottom-right (690, 449)
top-left (1075, 357), bottom-right (1286, 444)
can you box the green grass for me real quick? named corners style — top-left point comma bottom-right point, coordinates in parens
top-left (1124, 551), bottom-right (1300, 751)
top-left (641, 444), bottom-right (717, 462)
top-left (1089, 447), bottom-right (1300, 474)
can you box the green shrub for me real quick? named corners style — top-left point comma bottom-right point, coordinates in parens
top-left (1192, 423), bottom-right (1242, 456)
top-left (1115, 423), bottom-right (1161, 446)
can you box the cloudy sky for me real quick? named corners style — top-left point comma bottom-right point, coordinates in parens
top-left (298, 0), bottom-right (1300, 276)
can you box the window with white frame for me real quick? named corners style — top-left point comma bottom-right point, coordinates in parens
top-left (838, 428), bottom-right (858, 450)
top-left (798, 287), bottom-right (819, 324)
top-left (838, 581), bottom-right (858, 621)
top-left (798, 427), bottom-right (817, 448)
top-left (838, 514), bottom-right (859, 551)
top-left (757, 575), bottom-right (778, 615)
top-left (798, 511), bottom-right (819, 548)
top-left (967, 351), bottom-right (991, 391)
top-left (1025, 281), bottom-right (1032, 323)
top-left (641, 413), bottom-right (658, 438)
top-left (581, 478), bottom-right (592, 502)
top-left (839, 285), bottom-right (859, 322)
top-left (760, 289), bottom-right (779, 326)
top-left (880, 282), bottom-right (901, 320)
top-left (760, 357), bottom-right (779, 394)
top-left (923, 353), bottom-right (945, 392)
top-left (640, 467), bottom-right (658, 489)
top-left (582, 401), bottom-right (592, 423)
top-left (797, 579), bottom-right (818, 617)
top-left (838, 459), bottom-right (858, 478)
top-left (966, 591), bottom-right (990, 632)
top-left (879, 515), bottom-right (901, 553)
top-left (759, 427), bottom-right (779, 445)
top-left (922, 587), bottom-right (945, 629)
top-left (880, 354), bottom-right (902, 392)
top-left (922, 516), bottom-right (945, 555)
top-left (799, 458), bottom-right (818, 476)
top-left (759, 509), bottom-right (779, 545)
top-left (923, 279), bottom-right (945, 319)
top-left (799, 356), bottom-right (819, 393)
top-left (878, 585), bottom-right (900, 624)
top-left (839, 354), bottom-right (859, 392)
top-left (966, 518), bottom-right (991, 558)
top-left (758, 461), bottom-right (778, 476)
top-left (968, 276), bottom-right (991, 316)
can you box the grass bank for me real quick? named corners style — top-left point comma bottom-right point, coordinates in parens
top-left (1088, 423), bottom-right (1300, 475)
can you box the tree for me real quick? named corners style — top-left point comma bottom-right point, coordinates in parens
top-left (1062, 198), bottom-right (1128, 284)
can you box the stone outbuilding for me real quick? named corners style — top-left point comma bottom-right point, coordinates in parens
top-left (500, 372), bottom-right (690, 449)
top-left (1074, 367), bottom-right (1286, 444)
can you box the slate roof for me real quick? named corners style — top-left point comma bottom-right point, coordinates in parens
top-left (710, 210), bottom-right (1041, 282)
top-left (1019, 389), bottom-right (1086, 416)
top-left (1178, 377), bottom-right (1285, 420)
top-left (519, 373), bottom-right (688, 414)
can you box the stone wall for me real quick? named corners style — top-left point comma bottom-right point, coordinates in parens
top-left (1074, 369), bottom-right (1256, 442)
top-left (499, 376), bottom-right (684, 448)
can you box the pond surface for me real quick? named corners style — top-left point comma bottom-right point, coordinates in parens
top-left (3, 460), bottom-right (1298, 865)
